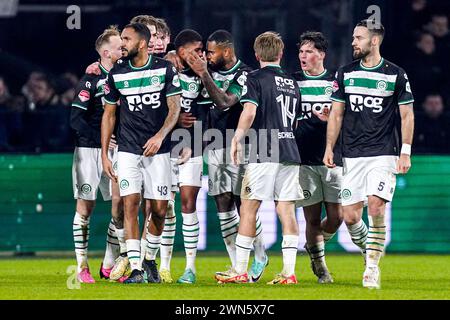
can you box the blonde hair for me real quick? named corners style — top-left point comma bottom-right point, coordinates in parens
top-left (95, 25), bottom-right (120, 53)
top-left (253, 31), bottom-right (284, 62)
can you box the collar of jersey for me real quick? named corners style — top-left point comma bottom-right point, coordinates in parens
top-left (303, 69), bottom-right (327, 79)
top-left (128, 55), bottom-right (152, 70)
top-left (266, 64), bottom-right (281, 69)
top-left (218, 60), bottom-right (241, 74)
top-left (99, 63), bottom-right (109, 75)
top-left (359, 57), bottom-right (384, 71)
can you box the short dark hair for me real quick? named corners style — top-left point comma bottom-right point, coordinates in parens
top-left (298, 31), bottom-right (328, 53)
top-left (123, 23), bottom-right (151, 44)
top-left (174, 29), bottom-right (202, 50)
top-left (207, 29), bottom-right (234, 48)
top-left (356, 19), bottom-right (385, 39)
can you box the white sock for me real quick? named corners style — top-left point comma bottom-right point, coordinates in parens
top-left (182, 212), bottom-right (199, 273)
top-left (145, 233), bottom-right (161, 261)
top-left (115, 227), bottom-right (127, 255)
top-left (347, 220), bottom-right (368, 253)
top-left (281, 235), bottom-right (299, 277)
top-left (73, 212), bottom-right (90, 272)
top-left (160, 199), bottom-right (176, 271)
top-left (140, 237), bottom-right (147, 266)
top-left (235, 234), bottom-right (254, 274)
top-left (253, 214), bottom-right (266, 262)
top-left (103, 219), bottom-right (119, 269)
top-left (126, 239), bottom-right (141, 271)
top-left (217, 210), bottom-right (239, 267)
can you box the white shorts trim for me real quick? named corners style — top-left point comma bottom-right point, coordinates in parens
top-left (207, 148), bottom-right (247, 196)
top-left (296, 165), bottom-right (343, 207)
top-left (341, 155), bottom-right (397, 206)
top-left (72, 147), bottom-right (111, 201)
top-left (240, 163), bottom-right (303, 201)
top-left (117, 152), bottom-right (171, 200)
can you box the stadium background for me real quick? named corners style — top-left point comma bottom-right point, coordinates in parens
top-left (0, 0), bottom-right (449, 255)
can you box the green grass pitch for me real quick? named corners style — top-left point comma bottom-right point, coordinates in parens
top-left (0, 254), bottom-right (449, 300)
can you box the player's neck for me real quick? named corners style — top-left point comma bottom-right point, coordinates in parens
top-left (304, 64), bottom-right (325, 77)
top-left (260, 60), bottom-right (280, 68)
top-left (361, 52), bottom-right (382, 68)
top-left (100, 59), bottom-right (113, 72)
top-left (223, 56), bottom-right (238, 71)
top-left (131, 53), bottom-right (150, 68)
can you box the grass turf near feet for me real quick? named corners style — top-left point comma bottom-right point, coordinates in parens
top-left (0, 254), bottom-right (449, 300)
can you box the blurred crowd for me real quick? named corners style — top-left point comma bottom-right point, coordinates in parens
top-left (0, 0), bottom-right (449, 154)
top-left (0, 71), bottom-right (77, 152)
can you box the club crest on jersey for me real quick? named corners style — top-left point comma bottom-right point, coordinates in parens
top-left (151, 76), bottom-right (161, 86)
top-left (376, 80), bottom-right (387, 91)
top-left (325, 86), bottom-right (333, 96)
top-left (188, 82), bottom-right (198, 92)
top-left (78, 90), bottom-right (90, 102)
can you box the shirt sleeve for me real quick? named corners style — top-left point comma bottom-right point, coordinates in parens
top-left (71, 74), bottom-right (96, 110)
top-left (239, 73), bottom-right (260, 107)
top-left (395, 68), bottom-right (414, 106)
top-left (330, 68), bottom-right (345, 103)
top-left (165, 63), bottom-right (182, 97)
top-left (103, 71), bottom-right (121, 105)
top-left (227, 69), bottom-right (249, 100)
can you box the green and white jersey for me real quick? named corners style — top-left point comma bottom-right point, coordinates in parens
top-left (293, 70), bottom-right (342, 166)
top-left (331, 58), bottom-right (414, 158)
top-left (173, 68), bottom-right (205, 157)
top-left (104, 56), bottom-right (181, 155)
top-left (199, 60), bottom-right (252, 148)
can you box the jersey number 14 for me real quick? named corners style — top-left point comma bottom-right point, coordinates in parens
top-left (276, 94), bottom-right (297, 128)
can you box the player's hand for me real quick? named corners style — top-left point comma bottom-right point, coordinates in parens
top-left (86, 61), bottom-right (101, 75)
top-left (109, 134), bottom-right (117, 150)
top-left (313, 106), bottom-right (330, 122)
top-left (143, 134), bottom-right (163, 157)
top-left (230, 137), bottom-right (243, 165)
top-left (397, 154), bottom-right (411, 174)
top-left (178, 112), bottom-right (197, 128)
top-left (102, 157), bottom-right (117, 183)
top-left (177, 147), bottom-right (192, 165)
top-left (323, 148), bottom-right (336, 168)
top-left (164, 50), bottom-right (184, 71)
top-left (186, 50), bottom-right (208, 77)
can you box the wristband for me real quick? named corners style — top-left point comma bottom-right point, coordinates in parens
top-left (401, 143), bottom-right (411, 155)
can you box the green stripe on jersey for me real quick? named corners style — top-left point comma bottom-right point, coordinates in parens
top-left (300, 86), bottom-right (331, 96)
top-left (344, 77), bottom-right (395, 91)
top-left (115, 75), bottom-right (165, 90)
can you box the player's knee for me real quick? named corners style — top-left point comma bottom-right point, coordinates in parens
top-left (344, 214), bottom-right (360, 226)
top-left (181, 201), bottom-right (196, 213)
top-left (368, 198), bottom-right (386, 217)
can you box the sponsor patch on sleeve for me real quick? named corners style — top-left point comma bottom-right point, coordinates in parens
top-left (78, 90), bottom-right (90, 102)
top-left (332, 80), bottom-right (339, 93)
